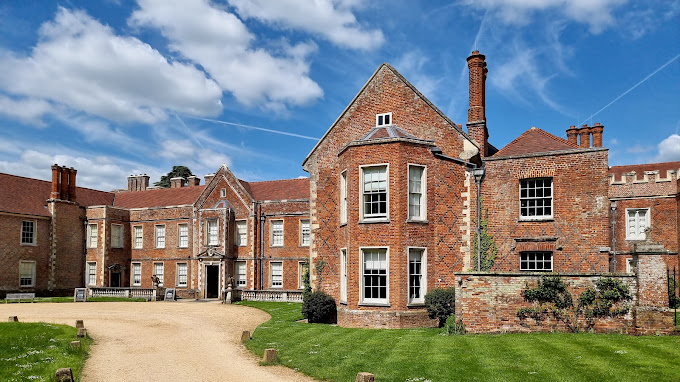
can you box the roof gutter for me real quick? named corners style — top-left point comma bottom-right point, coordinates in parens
top-left (430, 147), bottom-right (479, 169)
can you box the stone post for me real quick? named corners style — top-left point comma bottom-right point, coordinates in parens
top-left (55, 368), bottom-right (74, 382)
top-left (75, 320), bottom-right (84, 329)
top-left (8, 316), bottom-right (18, 322)
top-left (241, 330), bottom-right (251, 342)
top-left (356, 372), bottom-right (375, 382)
top-left (263, 348), bottom-right (278, 363)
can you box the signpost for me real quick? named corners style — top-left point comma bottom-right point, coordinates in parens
top-left (74, 288), bottom-right (87, 302)
top-left (164, 288), bottom-right (176, 301)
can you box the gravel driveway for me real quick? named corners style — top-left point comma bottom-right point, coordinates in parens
top-left (0, 300), bottom-right (316, 382)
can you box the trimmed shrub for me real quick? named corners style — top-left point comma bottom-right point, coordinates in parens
top-left (425, 288), bottom-right (455, 327)
top-left (302, 291), bottom-right (337, 324)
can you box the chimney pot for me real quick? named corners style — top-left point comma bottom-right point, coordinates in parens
top-left (186, 175), bottom-right (200, 187)
top-left (170, 177), bottom-right (185, 188)
top-left (50, 165), bottom-right (61, 199)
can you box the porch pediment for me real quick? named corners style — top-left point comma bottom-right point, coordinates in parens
top-left (198, 246), bottom-right (226, 259)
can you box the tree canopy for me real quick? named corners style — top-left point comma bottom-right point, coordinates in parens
top-left (154, 166), bottom-right (194, 188)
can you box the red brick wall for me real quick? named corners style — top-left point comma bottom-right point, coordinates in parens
top-left (49, 201), bottom-right (86, 292)
top-left (455, 272), bottom-right (638, 334)
top-left (482, 149), bottom-right (610, 272)
top-left (0, 214), bottom-right (51, 294)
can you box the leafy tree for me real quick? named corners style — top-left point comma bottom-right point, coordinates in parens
top-left (472, 208), bottom-right (498, 271)
top-left (154, 166), bottom-right (194, 188)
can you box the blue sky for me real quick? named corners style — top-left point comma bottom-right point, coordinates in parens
top-left (0, 0), bottom-right (678, 191)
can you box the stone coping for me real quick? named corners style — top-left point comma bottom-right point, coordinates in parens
top-left (455, 271), bottom-right (637, 278)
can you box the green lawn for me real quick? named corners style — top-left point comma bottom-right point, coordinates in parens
top-left (240, 301), bottom-right (680, 382)
top-left (0, 322), bottom-right (92, 381)
top-left (3, 296), bottom-right (147, 303)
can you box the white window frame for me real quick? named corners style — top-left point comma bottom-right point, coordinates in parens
top-left (19, 260), bottom-right (36, 288)
top-left (271, 220), bottom-right (284, 247)
top-left (155, 224), bottom-right (166, 249)
top-left (177, 263), bottom-right (188, 288)
top-left (154, 262), bottom-right (164, 286)
top-left (20, 220), bottom-right (37, 245)
top-left (87, 223), bottom-right (98, 248)
top-left (298, 261), bottom-right (308, 290)
top-left (270, 261), bottom-right (283, 289)
top-left (207, 219), bottom-right (219, 246)
top-left (519, 178), bottom-right (553, 221)
top-left (178, 223), bottom-right (189, 248)
top-left (131, 262), bottom-right (141, 286)
top-left (235, 261), bottom-right (247, 288)
top-left (220, 188), bottom-right (226, 198)
top-left (625, 208), bottom-right (650, 241)
top-left (408, 247), bottom-right (427, 304)
top-left (340, 249), bottom-right (347, 303)
top-left (520, 252), bottom-right (553, 271)
top-left (86, 261), bottom-right (97, 286)
top-left (133, 226), bottom-right (143, 249)
top-left (235, 220), bottom-right (247, 247)
top-left (340, 170), bottom-right (347, 224)
top-left (360, 247), bottom-right (389, 305)
top-left (408, 165), bottom-right (427, 221)
top-left (111, 224), bottom-right (123, 249)
top-left (376, 112), bottom-right (392, 127)
top-left (360, 164), bottom-right (389, 221)
top-left (300, 219), bottom-right (310, 246)
top-left (626, 258), bottom-right (634, 273)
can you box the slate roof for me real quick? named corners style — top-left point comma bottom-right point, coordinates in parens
top-left (359, 125), bottom-right (419, 140)
top-left (0, 172), bottom-right (114, 217)
top-left (113, 185), bottom-right (206, 209)
top-left (244, 178), bottom-right (310, 201)
top-left (609, 161), bottom-right (680, 181)
top-left (493, 127), bottom-right (578, 157)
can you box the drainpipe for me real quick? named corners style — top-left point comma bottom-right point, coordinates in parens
top-left (259, 208), bottom-right (266, 291)
top-left (471, 168), bottom-right (486, 271)
top-left (611, 201), bottom-right (617, 272)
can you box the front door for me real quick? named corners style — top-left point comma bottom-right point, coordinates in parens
top-left (206, 265), bottom-right (219, 298)
top-left (110, 272), bottom-right (121, 287)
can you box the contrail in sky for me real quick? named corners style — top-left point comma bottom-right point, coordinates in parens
top-left (181, 115), bottom-right (320, 141)
top-left (586, 53), bottom-right (680, 123)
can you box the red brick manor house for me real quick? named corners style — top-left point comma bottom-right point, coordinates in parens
top-left (1, 51), bottom-right (678, 332)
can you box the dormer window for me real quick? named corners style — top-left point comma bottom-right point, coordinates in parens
top-left (376, 112), bottom-right (392, 127)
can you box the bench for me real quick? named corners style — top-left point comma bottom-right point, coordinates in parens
top-left (4, 293), bottom-right (36, 303)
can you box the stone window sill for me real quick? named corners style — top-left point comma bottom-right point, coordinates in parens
top-left (406, 219), bottom-right (428, 224)
top-left (358, 302), bottom-right (391, 307)
top-left (359, 219), bottom-right (390, 224)
top-left (407, 302), bottom-right (425, 307)
top-left (518, 218), bottom-right (554, 223)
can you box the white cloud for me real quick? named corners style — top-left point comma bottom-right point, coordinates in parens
top-left (656, 134), bottom-right (680, 162)
top-left (0, 147), bottom-right (161, 191)
top-left (228, 0), bottom-right (384, 50)
top-left (0, 7), bottom-right (223, 125)
top-left (458, 0), bottom-right (627, 33)
top-left (130, 0), bottom-right (323, 111)
top-left (0, 96), bottom-right (53, 126)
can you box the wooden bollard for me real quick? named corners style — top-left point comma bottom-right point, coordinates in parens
top-left (8, 316), bottom-right (18, 322)
top-left (241, 330), bottom-right (251, 343)
top-left (263, 348), bottom-right (278, 363)
top-left (70, 341), bottom-right (81, 350)
top-left (77, 328), bottom-right (87, 338)
top-left (356, 372), bottom-right (375, 382)
top-left (55, 367), bottom-right (74, 382)
top-left (75, 320), bottom-right (84, 329)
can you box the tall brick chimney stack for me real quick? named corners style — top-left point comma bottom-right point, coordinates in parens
top-left (127, 175), bottom-right (137, 191)
top-left (140, 174), bottom-right (149, 190)
top-left (68, 168), bottom-right (77, 202)
top-left (467, 50), bottom-right (489, 157)
top-left (51, 164), bottom-right (61, 199)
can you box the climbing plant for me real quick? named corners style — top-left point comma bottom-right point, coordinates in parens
top-left (517, 275), bottom-right (632, 332)
top-left (472, 208), bottom-right (498, 271)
